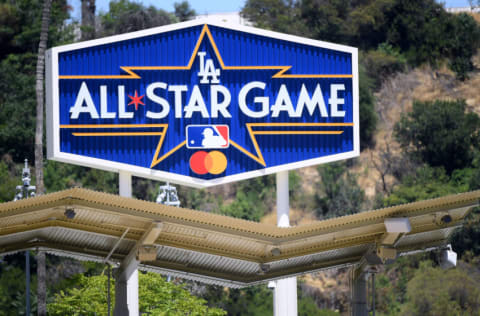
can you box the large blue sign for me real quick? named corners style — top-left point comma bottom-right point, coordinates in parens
top-left (46, 20), bottom-right (359, 187)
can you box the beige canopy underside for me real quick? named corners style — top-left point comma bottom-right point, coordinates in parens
top-left (0, 188), bottom-right (477, 287)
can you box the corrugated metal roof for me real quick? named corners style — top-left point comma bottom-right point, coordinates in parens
top-left (0, 187), bottom-right (478, 287)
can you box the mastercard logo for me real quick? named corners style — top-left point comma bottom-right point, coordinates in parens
top-left (190, 151), bottom-right (227, 175)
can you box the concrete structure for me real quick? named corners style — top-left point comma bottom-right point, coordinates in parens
top-left (446, 7), bottom-right (480, 13)
top-left (194, 12), bottom-right (252, 26)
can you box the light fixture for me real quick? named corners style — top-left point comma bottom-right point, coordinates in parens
top-left (384, 218), bottom-right (411, 233)
top-left (271, 248), bottom-right (281, 256)
top-left (64, 208), bottom-right (76, 219)
top-left (257, 263), bottom-right (271, 275)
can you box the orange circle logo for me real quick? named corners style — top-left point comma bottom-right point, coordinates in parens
top-left (190, 151), bottom-right (227, 175)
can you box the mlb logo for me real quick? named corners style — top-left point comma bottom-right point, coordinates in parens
top-left (186, 125), bottom-right (229, 149)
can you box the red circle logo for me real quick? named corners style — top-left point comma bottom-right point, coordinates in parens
top-left (190, 151), bottom-right (227, 175)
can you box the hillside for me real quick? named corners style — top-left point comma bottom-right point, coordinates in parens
top-left (269, 49), bottom-right (480, 314)
top-left (295, 50), bottom-right (480, 201)
top-left (357, 50), bottom-right (480, 198)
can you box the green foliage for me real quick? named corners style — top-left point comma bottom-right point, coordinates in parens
top-left (99, 0), bottom-right (177, 36)
top-left (138, 273), bottom-right (226, 316)
top-left (0, 53), bottom-right (36, 162)
top-left (315, 162), bottom-right (365, 218)
top-left (207, 285), bottom-right (273, 316)
top-left (298, 294), bottom-right (339, 316)
top-left (241, 0), bottom-right (307, 35)
top-left (221, 189), bottom-right (266, 221)
top-left (48, 272), bottom-right (226, 315)
top-left (44, 161), bottom-right (118, 194)
top-left (394, 99), bottom-right (480, 174)
top-left (177, 186), bottom-right (220, 211)
top-left (174, 1), bottom-right (196, 21)
top-left (447, 13), bottom-right (480, 80)
top-left (378, 1), bottom-right (480, 78)
top-left (374, 274), bottom-right (402, 315)
top-left (0, 158), bottom-right (20, 202)
top-left (203, 283), bottom-right (335, 316)
top-left (363, 43), bottom-right (407, 87)
top-left (375, 255), bottom-right (480, 315)
top-left (0, 0), bottom-right (73, 162)
top-left (0, 260), bottom-right (32, 316)
top-left (244, 0), bottom-right (480, 79)
top-left (219, 172), bottom-right (301, 221)
top-left (449, 159), bottom-right (480, 258)
top-left (383, 0), bottom-right (449, 66)
top-left (382, 166), bottom-right (469, 207)
top-left (0, 0), bottom-right (72, 59)
top-left (451, 207), bottom-right (480, 258)
top-left (297, 0), bottom-right (351, 43)
top-left (359, 64), bottom-right (377, 148)
top-left (220, 175), bottom-right (276, 221)
top-left (401, 261), bottom-right (480, 315)
top-left (383, 160), bottom-right (480, 259)
top-left (374, 253), bottom-right (441, 316)
top-left (47, 273), bottom-right (111, 315)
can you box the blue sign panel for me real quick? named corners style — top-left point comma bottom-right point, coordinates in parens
top-left (46, 20), bottom-right (359, 187)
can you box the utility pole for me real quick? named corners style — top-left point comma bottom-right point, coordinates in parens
top-left (14, 159), bottom-right (36, 316)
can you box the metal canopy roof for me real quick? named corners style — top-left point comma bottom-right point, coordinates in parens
top-left (0, 188), bottom-right (478, 287)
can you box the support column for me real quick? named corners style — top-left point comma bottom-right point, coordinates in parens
top-left (119, 171), bottom-right (132, 198)
top-left (114, 171), bottom-right (138, 316)
top-left (273, 171), bottom-right (297, 316)
top-left (351, 270), bottom-right (368, 316)
top-left (114, 255), bottom-right (139, 316)
top-left (26, 251), bottom-right (30, 316)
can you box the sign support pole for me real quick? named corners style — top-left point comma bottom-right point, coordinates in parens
top-left (114, 171), bottom-right (139, 316)
top-left (274, 171), bottom-right (298, 316)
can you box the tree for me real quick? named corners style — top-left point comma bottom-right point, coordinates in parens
top-left (35, 0), bottom-right (52, 196)
top-left (243, 0), bottom-right (480, 79)
top-left (394, 100), bottom-right (480, 174)
top-left (47, 272), bottom-right (226, 315)
top-left (451, 207), bottom-right (480, 258)
top-left (0, 159), bottom-right (19, 203)
top-left (81, 0), bottom-right (96, 40)
top-left (0, 0), bottom-right (71, 60)
top-left (35, 0), bottom-right (54, 314)
top-left (358, 64), bottom-right (377, 148)
top-left (382, 166), bottom-right (468, 207)
top-left (0, 0), bottom-right (72, 163)
top-left (0, 54), bottom-right (36, 162)
top-left (447, 13), bottom-right (480, 80)
top-left (174, 1), bottom-right (196, 21)
top-left (362, 43), bottom-right (407, 88)
top-left (298, 0), bottom-right (352, 44)
top-left (401, 261), bottom-right (480, 315)
top-left (315, 162), bottom-right (365, 218)
top-left (99, 0), bottom-right (177, 36)
top-left (0, 257), bottom-right (35, 316)
top-left (220, 175), bottom-right (276, 221)
top-left (241, 0), bottom-right (307, 35)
